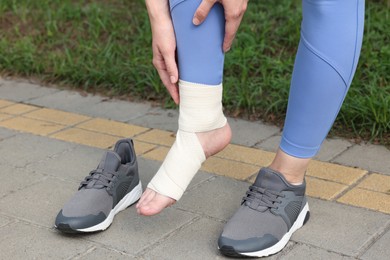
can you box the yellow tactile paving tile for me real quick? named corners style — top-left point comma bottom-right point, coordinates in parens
top-left (305, 177), bottom-right (348, 200)
top-left (357, 173), bottom-right (390, 194)
top-left (51, 128), bottom-right (119, 149)
top-left (338, 188), bottom-right (390, 214)
top-left (133, 140), bottom-right (157, 156)
top-left (216, 144), bottom-right (275, 166)
top-left (135, 129), bottom-right (175, 146)
top-left (0, 99), bottom-right (15, 108)
top-left (77, 118), bottom-right (149, 138)
top-left (24, 108), bottom-right (90, 126)
top-left (202, 157), bottom-right (259, 180)
top-left (0, 113), bottom-right (12, 121)
top-left (307, 160), bottom-right (367, 185)
top-left (0, 103), bottom-right (39, 115)
top-left (142, 146), bottom-right (169, 161)
top-left (0, 117), bottom-right (66, 136)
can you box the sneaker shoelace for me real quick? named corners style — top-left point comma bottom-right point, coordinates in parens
top-left (79, 169), bottom-right (117, 193)
top-left (242, 185), bottom-right (285, 211)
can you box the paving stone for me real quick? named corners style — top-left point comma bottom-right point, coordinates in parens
top-left (137, 157), bottom-right (213, 192)
top-left (24, 108), bottom-right (91, 125)
top-left (362, 227), bottom-right (390, 260)
top-left (77, 118), bottom-right (149, 138)
top-left (135, 129), bottom-right (175, 147)
top-left (256, 136), bottom-right (353, 162)
top-left (307, 160), bottom-right (367, 185)
top-left (0, 113), bottom-right (12, 121)
top-left (0, 117), bottom-right (67, 136)
top-left (334, 144), bottom-right (390, 175)
top-left (82, 206), bottom-right (196, 256)
top-left (133, 140), bottom-right (157, 156)
top-left (0, 80), bottom-right (59, 102)
top-left (26, 144), bottom-right (103, 182)
top-left (130, 107), bottom-right (179, 132)
top-left (0, 222), bottom-right (92, 259)
top-left (0, 99), bottom-right (15, 108)
top-left (0, 103), bottom-right (39, 115)
top-left (306, 177), bottom-right (347, 200)
top-left (141, 146), bottom-right (169, 161)
top-left (283, 243), bottom-right (354, 259)
top-left (292, 198), bottom-right (390, 256)
top-left (0, 215), bottom-right (13, 227)
top-left (176, 176), bottom-right (249, 220)
top-left (216, 143), bottom-right (275, 166)
top-left (0, 177), bottom-right (77, 227)
top-left (0, 134), bottom-right (76, 168)
top-left (27, 89), bottom-right (103, 114)
top-left (227, 117), bottom-right (279, 147)
top-left (202, 157), bottom-right (259, 180)
top-left (51, 128), bottom-right (119, 149)
top-left (0, 164), bottom-right (46, 198)
top-left (337, 188), bottom-right (390, 214)
top-left (142, 217), bottom-right (227, 259)
top-left (82, 247), bottom-right (135, 259)
top-left (0, 127), bottom-right (17, 139)
top-left (81, 99), bottom-right (153, 122)
top-left (357, 173), bottom-right (390, 194)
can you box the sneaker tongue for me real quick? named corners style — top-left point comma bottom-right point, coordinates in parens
top-left (98, 151), bottom-right (121, 172)
top-left (253, 168), bottom-right (289, 192)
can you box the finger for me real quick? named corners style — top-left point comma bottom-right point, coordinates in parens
top-left (164, 52), bottom-right (179, 84)
top-left (193, 0), bottom-right (216, 25)
top-left (156, 68), bottom-right (180, 104)
top-left (223, 17), bottom-right (242, 52)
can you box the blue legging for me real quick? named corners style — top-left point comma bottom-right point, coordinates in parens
top-left (169, 0), bottom-right (364, 158)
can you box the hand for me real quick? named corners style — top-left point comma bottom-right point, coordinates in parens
top-left (146, 0), bottom-right (179, 104)
top-left (193, 0), bottom-right (248, 52)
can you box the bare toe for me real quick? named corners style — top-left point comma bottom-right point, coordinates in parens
top-left (137, 188), bottom-right (175, 216)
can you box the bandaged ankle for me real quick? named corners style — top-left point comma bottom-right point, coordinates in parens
top-left (147, 80), bottom-right (227, 200)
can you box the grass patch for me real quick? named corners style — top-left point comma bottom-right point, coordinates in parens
top-left (0, 0), bottom-right (389, 144)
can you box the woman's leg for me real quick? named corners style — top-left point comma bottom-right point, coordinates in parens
top-left (270, 0), bottom-right (365, 183)
top-left (137, 0), bottom-right (231, 216)
top-left (219, 0), bottom-right (365, 257)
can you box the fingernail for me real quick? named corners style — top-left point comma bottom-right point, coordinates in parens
top-left (170, 76), bottom-right (176, 84)
top-left (192, 17), bottom-right (200, 25)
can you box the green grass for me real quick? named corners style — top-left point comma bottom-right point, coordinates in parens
top-left (0, 0), bottom-right (389, 144)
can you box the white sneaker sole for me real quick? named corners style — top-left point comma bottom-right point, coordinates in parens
top-left (76, 181), bottom-right (143, 232)
top-left (241, 202), bottom-right (310, 257)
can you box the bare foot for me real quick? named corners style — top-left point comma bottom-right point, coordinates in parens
top-left (137, 123), bottom-right (232, 216)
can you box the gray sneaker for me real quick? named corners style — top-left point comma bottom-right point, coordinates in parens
top-left (218, 167), bottom-right (310, 257)
top-left (55, 139), bottom-right (142, 233)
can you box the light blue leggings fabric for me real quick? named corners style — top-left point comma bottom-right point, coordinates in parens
top-left (169, 0), bottom-right (365, 158)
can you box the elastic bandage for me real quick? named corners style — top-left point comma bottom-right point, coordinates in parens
top-left (147, 80), bottom-right (227, 200)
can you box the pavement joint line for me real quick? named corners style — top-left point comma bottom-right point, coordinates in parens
top-left (67, 246), bottom-right (97, 260)
top-left (134, 214), bottom-right (202, 257)
top-left (355, 219), bottom-right (390, 258)
top-left (0, 98), bottom-right (389, 214)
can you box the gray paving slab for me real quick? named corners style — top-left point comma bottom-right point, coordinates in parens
top-left (137, 157), bottom-right (214, 193)
top-left (26, 144), bottom-right (103, 182)
top-left (175, 176), bottom-right (249, 221)
top-left (0, 164), bottom-right (46, 198)
top-left (0, 177), bottom-right (77, 228)
top-left (292, 198), bottom-right (390, 256)
top-left (256, 135), bottom-right (353, 162)
top-left (80, 99), bottom-right (153, 122)
top-left (0, 221), bottom-right (93, 259)
top-left (0, 127), bottom-right (17, 140)
top-left (333, 144), bottom-right (390, 174)
top-left (28, 89), bottom-right (103, 114)
top-left (130, 107), bottom-right (179, 132)
top-left (227, 117), bottom-right (280, 147)
top-left (0, 79), bottom-right (59, 102)
top-left (81, 206), bottom-right (196, 256)
top-left (283, 243), bottom-right (354, 259)
top-left (361, 227), bottom-right (390, 260)
top-left (0, 133), bottom-right (76, 168)
top-left (81, 247), bottom-right (136, 259)
top-left (0, 215), bottom-right (13, 227)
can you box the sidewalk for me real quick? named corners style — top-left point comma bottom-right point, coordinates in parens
top-left (0, 78), bottom-right (389, 259)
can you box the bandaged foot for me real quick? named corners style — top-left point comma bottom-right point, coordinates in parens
top-left (137, 80), bottom-right (231, 216)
